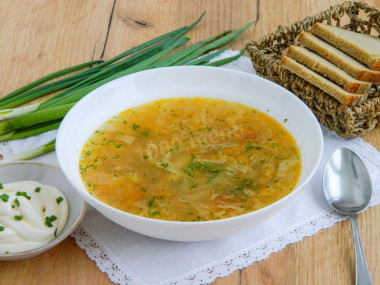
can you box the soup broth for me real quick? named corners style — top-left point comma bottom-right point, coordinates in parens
top-left (79, 98), bottom-right (301, 221)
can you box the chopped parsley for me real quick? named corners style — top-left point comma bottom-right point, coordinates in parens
top-left (0, 226), bottom-right (4, 231)
top-left (139, 130), bottom-right (150, 136)
top-left (246, 141), bottom-right (254, 151)
top-left (160, 162), bottom-right (169, 169)
top-left (56, 197), bottom-right (64, 204)
top-left (35, 187), bottom-right (41, 193)
top-left (132, 123), bottom-right (140, 130)
top-left (148, 196), bottom-right (156, 208)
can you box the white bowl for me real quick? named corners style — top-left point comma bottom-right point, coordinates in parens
top-left (0, 161), bottom-right (86, 261)
top-left (56, 66), bottom-right (323, 241)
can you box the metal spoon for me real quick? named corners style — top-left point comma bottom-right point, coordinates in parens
top-left (323, 147), bottom-right (373, 285)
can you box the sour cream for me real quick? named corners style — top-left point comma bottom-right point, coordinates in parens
top-left (0, 181), bottom-right (68, 254)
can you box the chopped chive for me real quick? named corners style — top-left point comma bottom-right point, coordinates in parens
top-left (35, 187), bottom-right (41, 193)
top-left (14, 198), bottom-right (20, 207)
top-left (0, 226), bottom-right (4, 231)
top-left (45, 215), bottom-right (57, 228)
top-left (0, 194), bottom-right (9, 202)
top-left (16, 191), bottom-right (31, 200)
top-left (56, 197), bottom-right (64, 204)
top-left (0, 183), bottom-right (3, 190)
top-left (14, 215), bottom-right (23, 221)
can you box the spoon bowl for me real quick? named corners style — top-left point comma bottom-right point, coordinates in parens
top-left (323, 147), bottom-right (373, 285)
top-left (323, 147), bottom-right (372, 216)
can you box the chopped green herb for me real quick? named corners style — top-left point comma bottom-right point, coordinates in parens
top-left (56, 197), bottom-right (64, 204)
top-left (14, 198), bottom-right (20, 207)
top-left (148, 196), bottom-right (156, 208)
top-left (246, 141), bottom-right (254, 150)
top-left (54, 228), bottom-right (58, 238)
top-left (139, 130), bottom-right (149, 136)
top-left (0, 183), bottom-right (3, 190)
top-left (148, 210), bottom-right (161, 217)
top-left (143, 155), bottom-right (149, 160)
top-left (45, 215), bottom-right (57, 227)
top-left (14, 215), bottom-right (23, 221)
top-left (35, 187), bottom-right (41, 193)
top-left (0, 226), bottom-right (4, 231)
top-left (160, 162), bottom-right (169, 169)
top-left (284, 118), bottom-right (288, 123)
top-left (132, 123), bottom-right (140, 130)
top-left (0, 194), bottom-right (9, 202)
top-left (168, 146), bottom-right (181, 152)
top-left (186, 177), bottom-right (198, 189)
top-left (16, 191), bottom-right (31, 200)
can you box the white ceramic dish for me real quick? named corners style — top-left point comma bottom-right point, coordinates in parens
top-left (0, 161), bottom-right (86, 261)
top-left (56, 66), bottom-right (323, 241)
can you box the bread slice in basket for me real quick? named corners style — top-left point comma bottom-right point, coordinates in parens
top-left (286, 45), bottom-right (371, 94)
top-left (311, 23), bottom-right (380, 71)
top-left (298, 32), bottom-right (380, 83)
top-left (280, 56), bottom-right (368, 106)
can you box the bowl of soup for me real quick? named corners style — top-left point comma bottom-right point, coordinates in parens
top-left (56, 66), bottom-right (323, 241)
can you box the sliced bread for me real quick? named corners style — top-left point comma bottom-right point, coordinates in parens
top-left (311, 23), bottom-right (380, 71)
top-left (298, 32), bottom-right (380, 82)
top-left (286, 45), bottom-right (371, 94)
top-left (280, 56), bottom-right (367, 106)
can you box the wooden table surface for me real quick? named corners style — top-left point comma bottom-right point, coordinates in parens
top-left (0, 1), bottom-right (379, 284)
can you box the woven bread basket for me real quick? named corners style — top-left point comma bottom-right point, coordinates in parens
top-left (246, 1), bottom-right (380, 137)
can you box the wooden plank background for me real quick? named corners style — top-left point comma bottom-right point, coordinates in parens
top-left (0, 0), bottom-right (379, 284)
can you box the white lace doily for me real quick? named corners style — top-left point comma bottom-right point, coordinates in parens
top-left (4, 51), bottom-right (380, 285)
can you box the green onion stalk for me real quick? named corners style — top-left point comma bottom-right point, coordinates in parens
top-left (0, 14), bottom-right (254, 161)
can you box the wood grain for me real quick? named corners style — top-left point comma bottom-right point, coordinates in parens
top-left (0, 1), bottom-right (379, 284)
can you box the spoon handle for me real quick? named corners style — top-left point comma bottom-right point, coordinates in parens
top-left (350, 216), bottom-right (373, 285)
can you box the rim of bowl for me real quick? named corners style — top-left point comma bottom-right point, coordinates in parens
top-left (56, 65), bottom-right (323, 226)
top-left (0, 161), bottom-right (87, 258)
